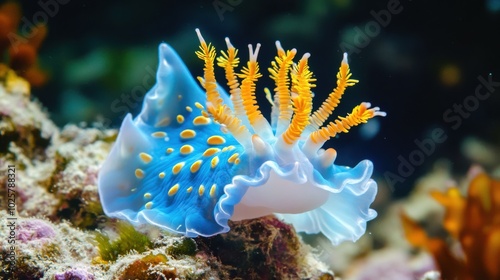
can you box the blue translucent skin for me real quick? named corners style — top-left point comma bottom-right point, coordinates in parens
top-left (98, 43), bottom-right (378, 244)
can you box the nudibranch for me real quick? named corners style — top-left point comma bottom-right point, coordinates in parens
top-left (98, 29), bottom-right (386, 245)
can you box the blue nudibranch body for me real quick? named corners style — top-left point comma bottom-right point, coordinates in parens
top-left (98, 29), bottom-right (386, 245)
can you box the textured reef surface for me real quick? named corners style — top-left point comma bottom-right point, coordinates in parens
top-left (0, 65), bottom-right (334, 279)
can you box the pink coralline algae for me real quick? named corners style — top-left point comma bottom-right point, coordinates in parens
top-left (17, 219), bottom-right (56, 243)
top-left (54, 268), bottom-right (95, 280)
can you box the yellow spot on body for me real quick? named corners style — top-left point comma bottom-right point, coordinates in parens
top-left (210, 184), bottom-right (216, 197)
top-left (158, 172), bottom-right (165, 179)
top-left (177, 115), bottom-right (185, 124)
top-left (180, 129), bottom-right (196, 139)
top-left (228, 153), bottom-right (239, 163)
top-left (193, 116), bottom-right (211, 126)
top-left (222, 147), bottom-right (228, 152)
top-left (155, 117), bottom-right (171, 127)
top-left (180, 145), bottom-right (194, 155)
top-left (186, 106), bottom-right (193, 112)
top-left (195, 102), bottom-right (204, 109)
top-left (207, 135), bottom-right (226, 145)
top-left (166, 148), bottom-right (174, 154)
top-left (211, 156), bottom-right (219, 169)
top-left (187, 186), bottom-right (193, 193)
top-left (144, 193), bottom-right (152, 199)
top-left (203, 148), bottom-right (220, 157)
top-left (131, 188), bottom-right (137, 192)
top-left (152, 131), bottom-right (167, 138)
top-left (198, 185), bottom-right (205, 196)
top-left (168, 184), bottom-right (179, 196)
top-left (227, 145), bottom-right (235, 151)
top-left (145, 202), bottom-right (153, 209)
top-left (139, 152), bottom-right (153, 164)
top-left (172, 162), bottom-right (185, 175)
top-left (190, 160), bottom-right (203, 173)
top-left (135, 169), bottom-right (144, 179)
top-left (202, 111), bottom-right (209, 117)
top-left (235, 158), bottom-right (241, 165)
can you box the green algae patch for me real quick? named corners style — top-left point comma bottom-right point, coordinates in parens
top-left (166, 237), bottom-right (197, 257)
top-left (95, 220), bottom-right (153, 262)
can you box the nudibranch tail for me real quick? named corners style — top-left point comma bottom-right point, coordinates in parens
top-left (98, 29), bottom-right (385, 246)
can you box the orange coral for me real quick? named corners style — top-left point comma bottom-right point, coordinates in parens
top-left (0, 2), bottom-right (21, 50)
top-left (0, 1), bottom-right (48, 87)
top-left (402, 172), bottom-right (500, 280)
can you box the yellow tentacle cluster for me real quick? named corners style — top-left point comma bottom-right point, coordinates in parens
top-left (309, 54), bottom-right (359, 129)
top-left (281, 54), bottom-right (315, 145)
top-left (216, 38), bottom-right (240, 95)
top-left (195, 29), bottom-right (385, 151)
top-left (237, 44), bottom-right (265, 128)
top-left (309, 102), bottom-right (383, 143)
top-left (268, 42), bottom-right (296, 131)
top-left (211, 104), bottom-right (249, 139)
top-left (195, 29), bottom-right (252, 144)
top-left (195, 29), bottom-right (223, 111)
top-left (216, 38), bottom-right (249, 126)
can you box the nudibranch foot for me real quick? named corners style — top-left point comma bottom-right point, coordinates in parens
top-left (98, 29), bottom-right (385, 245)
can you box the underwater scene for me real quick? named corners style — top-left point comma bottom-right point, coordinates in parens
top-left (0, 0), bottom-right (499, 279)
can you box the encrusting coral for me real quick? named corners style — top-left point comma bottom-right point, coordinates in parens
top-left (117, 253), bottom-right (177, 280)
top-left (54, 267), bottom-right (96, 280)
top-left (196, 215), bottom-right (334, 279)
top-left (402, 167), bottom-right (500, 280)
top-left (17, 219), bottom-right (56, 243)
top-left (0, 61), bottom-right (333, 278)
top-left (0, 214), bottom-right (100, 279)
top-left (0, 63), bottom-right (113, 225)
